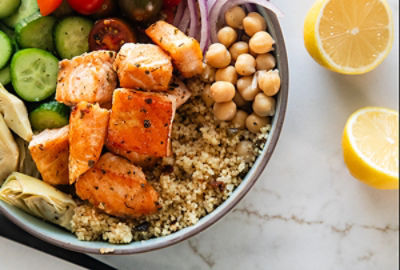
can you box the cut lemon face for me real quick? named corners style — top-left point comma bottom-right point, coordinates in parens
top-left (304, 0), bottom-right (394, 74)
top-left (342, 107), bottom-right (399, 189)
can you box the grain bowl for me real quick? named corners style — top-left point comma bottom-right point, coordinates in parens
top-left (0, 6), bottom-right (288, 254)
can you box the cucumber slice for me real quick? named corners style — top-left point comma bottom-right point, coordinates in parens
top-left (0, 0), bottom-right (21, 19)
top-left (0, 22), bottom-right (19, 50)
top-left (0, 30), bottom-right (13, 69)
top-left (54, 16), bottom-right (93, 59)
top-left (16, 12), bottom-right (56, 51)
top-left (0, 65), bottom-right (11, 85)
top-left (11, 48), bottom-right (59, 102)
top-left (2, 0), bottom-right (39, 28)
top-left (29, 101), bottom-right (69, 130)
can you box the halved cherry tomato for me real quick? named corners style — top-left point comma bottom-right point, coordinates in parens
top-left (163, 0), bottom-right (181, 8)
top-left (89, 18), bottom-right (136, 52)
top-left (67, 0), bottom-right (104, 15)
top-left (37, 0), bottom-right (63, 16)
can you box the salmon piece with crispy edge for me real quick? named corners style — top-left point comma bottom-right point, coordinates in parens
top-left (56, 50), bottom-right (117, 106)
top-left (76, 153), bottom-right (160, 218)
top-left (28, 126), bottom-right (69, 185)
top-left (69, 102), bottom-right (110, 184)
top-left (146, 21), bottom-right (204, 78)
top-left (106, 143), bottom-right (159, 168)
top-left (106, 88), bottom-right (176, 157)
top-left (113, 43), bottom-right (173, 91)
top-left (167, 77), bottom-right (192, 108)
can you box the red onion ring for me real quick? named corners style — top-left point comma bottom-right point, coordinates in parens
top-left (199, 0), bottom-right (210, 52)
top-left (173, 0), bottom-right (187, 26)
top-left (188, 0), bottom-right (199, 38)
top-left (178, 6), bottom-right (191, 33)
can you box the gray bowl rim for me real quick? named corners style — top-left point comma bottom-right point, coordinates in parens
top-left (0, 7), bottom-right (289, 255)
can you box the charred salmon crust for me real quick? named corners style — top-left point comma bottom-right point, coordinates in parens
top-left (107, 88), bottom-right (176, 157)
top-left (75, 153), bottom-right (160, 218)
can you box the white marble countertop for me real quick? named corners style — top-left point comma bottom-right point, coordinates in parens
top-left (0, 0), bottom-right (398, 269)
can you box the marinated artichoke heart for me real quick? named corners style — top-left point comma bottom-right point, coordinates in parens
top-left (15, 137), bottom-right (40, 179)
top-left (0, 114), bottom-right (19, 183)
top-left (0, 172), bottom-right (76, 230)
top-left (0, 83), bottom-right (33, 141)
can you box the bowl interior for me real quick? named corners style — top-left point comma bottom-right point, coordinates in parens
top-left (0, 7), bottom-right (288, 255)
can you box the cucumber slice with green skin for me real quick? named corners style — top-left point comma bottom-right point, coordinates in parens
top-left (16, 12), bottom-right (56, 51)
top-left (0, 0), bottom-right (21, 19)
top-left (54, 16), bottom-right (93, 59)
top-left (2, 0), bottom-right (38, 28)
top-left (29, 101), bottom-right (70, 130)
top-left (0, 22), bottom-right (19, 50)
top-left (0, 31), bottom-right (13, 69)
top-left (0, 65), bottom-right (11, 85)
top-left (11, 48), bottom-right (59, 102)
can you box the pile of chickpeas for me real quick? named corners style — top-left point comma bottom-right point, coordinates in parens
top-left (201, 6), bottom-right (281, 134)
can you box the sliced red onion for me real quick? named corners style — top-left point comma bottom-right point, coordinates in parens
top-left (210, 0), bottom-right (283, 43)
top-left (178, 6), bottom-right (190, 33)
top-left (199, 0), bottom-right (210, 52)
top-left (208, 0), bottom-right (217, 14)
top-left (173, 0), bottom-right (187, 27)
top-left (244, 3), bottom-right (256, 12)
top-left (187, 0), bottom-right (199, 38)
top-left (209, 0), bottom-right (230, 44)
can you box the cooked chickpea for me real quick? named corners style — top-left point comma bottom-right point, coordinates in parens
top-left (257, 70), bottom-right (281, 96)
top-left (252, 93), bottom-right (276, 117)
top-left (236, 140), bottom-right (253, 161)
top-left (229, 41), bottom-right (249, 61)
top-left (233, 91), bottom-right (248, 107)
top-left (217, 26), bottom-right (238, 48)
top-left (245, 113), bottom-right (270, 133)
top-left (249, 31), bottom-right (274, 54)
top-left (237, 76), bottom-right (259, 101)
top-left (232, 110), bottom-right (249, 129)
top-left (201, 63), bottom-right (216, 82)
top-left (243, 12), bottom-right (267, 37)
top-left (215, 66), bottom-right (238, 84)
top-left (213, 101), bottom-right (237, 121)
top-left (235, 54), bottom-right (256, 76)
top-left (201, 84), bottom-right (215, 107)
top-left (210, 81), bottom-right (235, 103)
top-left (256, 53), bottom-right (276, 71)
top-left (224, 6), bottom-right (246, 29)
top-left (205, 43), bottom-right (231, 68)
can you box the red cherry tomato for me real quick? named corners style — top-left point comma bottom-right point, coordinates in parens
top-left (89, 18), bottom-right (136, 52)
top-left (37, 0), bottom-right (63, 16)
top-left (163, 0), bottom-right (181, 8)
top-left (67, 0), bottom-right (104, 15)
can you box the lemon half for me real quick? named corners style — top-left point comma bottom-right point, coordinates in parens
top-left (342, 107), bottom-right (399, 189)
top-left (304, 0), bottom-right (394, 74)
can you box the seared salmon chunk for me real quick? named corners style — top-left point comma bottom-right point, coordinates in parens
top-left (107, 88), bottom-right (175, 157)
top-left (29, 126), bottom-right (69, 185)
top-left (113, 43), bottom-right (173, 91)
top-left (76, 153), bottom-right (160, 218)
top-left (106, 143), bottom-right (159, 168)
top-left (56, 51), bottom-right (117, 106)
top-left (146, 21), bottom-right (204, 78)
top-left (69, 102), bottom-right (110, 184)
top-left (167, 78), bottom-right (191, 108)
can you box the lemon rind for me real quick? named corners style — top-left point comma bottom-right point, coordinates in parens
top-left (346, 107), bottom-right (399, 178)
top-left (314, 0), bottom-right (395, 75)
